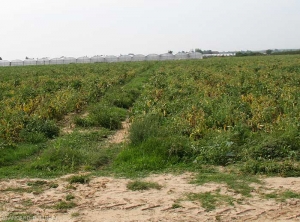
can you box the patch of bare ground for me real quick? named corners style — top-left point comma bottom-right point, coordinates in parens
top-left (106, 118), bottom-right (130, 144)
top-left (1, 174), bottom-right (300, 222)
top-left (59, 112), bottom-right (77, 134)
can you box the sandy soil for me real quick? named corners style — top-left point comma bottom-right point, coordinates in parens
top-left (0, 174), bottom-right (300, 222)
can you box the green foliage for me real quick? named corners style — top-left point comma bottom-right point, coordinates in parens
top-left (0, 143), bottom-right (43, 167)
top-left (129, 114), bottom-right (163, 145)
top-left (76, 103), bottom-right (127, 130)
top-left (127, 180), bottom-right (162, 191)
top-left (192, 170), bottom-right (260, 197)
top-left (66, 194), bottom-right (75, 201)
top-left (30, 129), bottom-right (112, 172)
top-left (89, 104), bottom-right (127, 130)
top-left (68, 175), bottom-right (90, 184)
top-left (54, 201), bottom-right (76, 210)
top-left (104, 88), bottom-right (140, 109)
top-left (4, 213), bottom-right (35, 222)
top-left (21, 116), bottom-right (59, 141)
top-left (172, 203), bottom-right (182, 209)
top-left (71, 212), bottom-right (80, 217)
top-left (3, 180), bottom-right (57, 194)
top-left (272, 50), bottom-right (300, 55)
top-left (186, 191), bottom-right (234, 211)
top-left (31, 144), bottom-right (83, 172)
top-left (266, 49), bottom-right (273, 55)
top-left (241, 159), bottom-right (300, 177)
top-left (235, 51), bottom-right (264, 57)
top-left (265, 190), bottom-right (300, 201)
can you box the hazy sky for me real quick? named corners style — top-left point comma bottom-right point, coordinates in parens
top-left (1, 0), bottom-right (300, 60)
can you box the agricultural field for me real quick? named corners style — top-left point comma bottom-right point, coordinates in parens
top-left (0, 55), bottom-right (299, 221)
top-left (0, 55), bottom-right (299, 177)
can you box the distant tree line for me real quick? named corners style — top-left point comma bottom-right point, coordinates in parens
top-left (271, 50), bottom-right (300, 55)
top-left (235, 51), bottom-right (265, 57)
top-left (195, 49), bottom-right (210, 54)
top-left (235, 49), bottom-right (300, 57)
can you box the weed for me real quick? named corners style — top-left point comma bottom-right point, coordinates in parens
top-left (66, 194), bottom-right (75, 201)
top-left (71, 212), bottom-right (80, 217)
top-left (129, 114), bottom-right (163, 145)
top-left (127, 180), bottom-right (162, 191)
top-left (187, 191), bottom-right (234, 211)
top-left (66, 184), bottom-right (77, 190)
top-left (3, 180), bottom-right (57, 194)
top-left (48, 182), bottom-right (59, 188)
top-left (265, 190), bottom-right (300, 201)
top-left (68, 175), bottom-right (90, 184)
top-left (241, 159), bottom-right (300, 177)
top-left (172, 203), bottom-right (182, 209)
top-left (21, 199), bottom-right (34, 207)
top-left (192, 170), bottom-right (260, 197)
top-left (21, 116), bottom-right (59, 140)
top-left (88, 103), bottom-right (127, 130)
top-left (54, 201), bottom-right (76, 210)
top-left (4, 212), bottom-right (35, 221)
top-left (27, 180), bottom-right (48, 186)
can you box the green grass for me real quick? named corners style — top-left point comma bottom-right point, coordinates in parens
top-left (3, 180), bottom-right (58, 194)
top-left (71, 212), bottom-right (80, 217)
top-left (264, 190), bottom-right (300, 201)
top-left (171, 203), bottom-right (182, 209)
top-left (66, 194), bottom-right (75, 201)
top-left (3, 213), bottom-right (35, 222)
top-left (21, 199), bottom-right (34, 207)
top-left (68, 175), bottom-right (90, 184)
top-left (192, 168), bottom-right (261, 197)
top-left (127, 180), bottom-right (162, 191)
top-left (54, 201), bottom-right (77, 210)
top-left (186, 190), bottom-right (234, 211)
top-left (0, 143), bottom-right (45, 167)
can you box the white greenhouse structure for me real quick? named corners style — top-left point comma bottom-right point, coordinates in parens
top-left (132, 54), bottom-right (145, 62)
top-left (91, 56), bottom-right (105, 63)
top-left (63, 57), bottom-right (77, 64)
top-left (119, 55), bottom-right (132, 62)
top-left (146, 54), bottom-right (160, 61)
top-left (160, 53), bottom-right (175, 61)
top-left (188, 52), bottom-right (203, 59)
top-left (0, 51), bottom-right (204, 68)
top-left (105, 55), bottom-right (118, 63)
top-left (11, 60), bottom-right (24, 66)
top-left (0, 60), bottom-right (10, 67)
top-left (50, 58), bottom-right (64, 65)
top-left (24, 59), bottom-right (37, 66)
top-left (175, 52), bottom-right (189, 60)
top-left (37, 58), bottom-right (50, 65)
top-left (77, 56), bottom-right (91, 64)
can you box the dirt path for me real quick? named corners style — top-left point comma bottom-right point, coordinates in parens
top-left (0, 174), bottom-right (300, 222)
top-left (107, 119), bottom-right (130, 144)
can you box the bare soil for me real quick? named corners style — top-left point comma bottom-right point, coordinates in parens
top-left (1, 174), bottom-right (300, 222)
